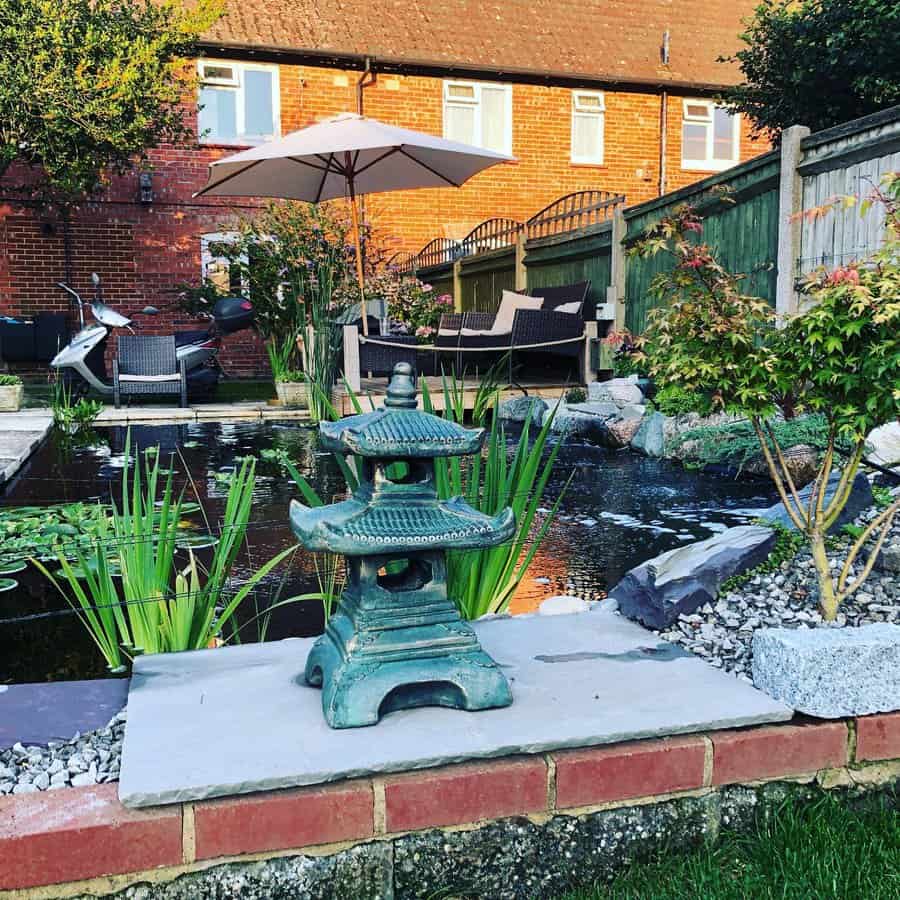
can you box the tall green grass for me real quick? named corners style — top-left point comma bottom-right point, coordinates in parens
top-left (34, 434), bottom-right (295, 670)
top-left (291, 366), bottom-right (566, 620)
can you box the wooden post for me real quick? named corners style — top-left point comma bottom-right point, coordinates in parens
top-left (775, 124), bottom-right (811, 321)
top-left (452, 259), bottom-right (463, 313)
top-left (514, 230), bottom-right (527, 291)
top-left (608, 207), bottom-right (627, 331)
top-left (581, 320), bottom-right (599, 386)
top-left (342, 324), bottom-right (361, 394)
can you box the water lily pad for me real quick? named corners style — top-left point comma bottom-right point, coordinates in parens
top-left (0, 578), bottom-right (18, 592)
top-left (175, 533), bottom-right (219, 550)
top-left (0, 560), bottom-right (27, 575)
top-left (55, 560), bottom-right (121, 580)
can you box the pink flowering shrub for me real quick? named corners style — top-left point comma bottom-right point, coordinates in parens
top-left (365, 270), bottom-right (454, 340)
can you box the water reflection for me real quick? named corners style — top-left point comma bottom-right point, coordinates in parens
top-left (0, 422), bottom-right (779, 682)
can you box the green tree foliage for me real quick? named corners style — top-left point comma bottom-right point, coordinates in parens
top-left (0, 0), bottom-right (221, 206)
top-left (632, 175), bottom-right (900, 620)
top-left (721, 0), bottom-right (900, 137)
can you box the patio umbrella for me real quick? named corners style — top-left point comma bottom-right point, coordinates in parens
top-left (194, 113), bottom-right (513, 334)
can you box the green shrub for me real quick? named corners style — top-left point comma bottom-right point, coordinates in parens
top-left (565, 386), bottom-right (587, 404)
top-left (652, 383), bottom-right (701, 416)
top-left (0, 374), bottom-right (22, 386)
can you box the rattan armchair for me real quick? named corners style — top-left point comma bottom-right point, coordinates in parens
top-left (113, 335), bottom-right (187, 409)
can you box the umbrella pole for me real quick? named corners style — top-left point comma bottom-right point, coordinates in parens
top-left (347, 176), bottom-right (369, 337)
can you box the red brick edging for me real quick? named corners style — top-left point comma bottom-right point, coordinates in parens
top-left (2, 713), bottom-right (899, 893)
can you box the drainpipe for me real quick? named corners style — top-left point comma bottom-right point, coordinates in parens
top-left (356, 56), bottom-right (375, 114)
top-left (658, 90), bottom-right (668, 196)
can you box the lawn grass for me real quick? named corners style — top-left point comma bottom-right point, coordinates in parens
top-left (564, 791), bottom-right (899, 900)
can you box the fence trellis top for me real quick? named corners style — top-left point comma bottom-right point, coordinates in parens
top-left (526, 190), bottom-right (625, 241)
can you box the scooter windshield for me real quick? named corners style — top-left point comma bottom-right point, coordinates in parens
top-left (91, 301), bottom-right (132, 328)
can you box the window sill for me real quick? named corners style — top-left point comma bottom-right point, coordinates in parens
top-left (199, 139), bottom-right (277, 151)
top-left (680, 161), bottom-right (739, 173)
top-left (570, 161), bottom-right (606, 169)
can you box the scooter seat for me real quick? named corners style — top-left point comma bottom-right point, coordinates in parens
top-left (175, 330), bottom-right (211, 347)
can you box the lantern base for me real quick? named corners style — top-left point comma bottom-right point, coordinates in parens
top-left (304, 612), bottom-right (513, 728)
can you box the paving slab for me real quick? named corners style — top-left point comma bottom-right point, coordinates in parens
top-left (0, 679), bottom-right (129, 749)
top-left (0, 413), bottom-right (53, 484)
top-left (119, 608), bottom-right (792, 808)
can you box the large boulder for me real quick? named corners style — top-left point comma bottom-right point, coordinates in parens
top-left (588, 377), bottom-right (644, 407)
top-left (752, 624), bottom-right (900, 717)
top-left (760, 470), bottom-right (873, 532)
top-left (866, 422), bottom-right (900, 471)
top-left (544, 400), bottom-right (620, 440)
top-left (610, 525), bottom-right (777, 629)
top-left (630, 411), bottom-right (667, 457)
top-left (595, 412), bottom-right (645, 449)
top-left (498, 395), bottom-right (548, 426)
top-left (742, 444), bottom-right (819, 487)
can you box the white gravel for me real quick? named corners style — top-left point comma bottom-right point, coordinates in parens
top-left (0, 708), bottom-right (125, 795)
top-left (653, 494), bottom-right (900, 682)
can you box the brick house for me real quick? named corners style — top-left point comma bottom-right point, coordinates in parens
top-left (0, 0), bottom-right (767, 376)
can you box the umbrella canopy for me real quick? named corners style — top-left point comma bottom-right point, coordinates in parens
top-left (195, 113), bottom-right (513, 336)
top-left (194, 112), bottom-right (513, 202)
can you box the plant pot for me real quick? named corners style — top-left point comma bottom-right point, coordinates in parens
top-left (275, 381), bottom-right (308, 408)
top-left (0, 383), bottom-right (23, 412)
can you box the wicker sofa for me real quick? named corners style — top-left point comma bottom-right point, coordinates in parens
top-left (447, 282), bottom-right (591, 377)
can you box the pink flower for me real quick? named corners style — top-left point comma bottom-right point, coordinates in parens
top-left (438, 293), bottom-right (453, 305)
top-left (684, 256), bottom-right (705, 269)
top-left (421, 283), bottom-right (433, 292)
top-left (827, 266), bottom-right (860, 286)
top-left (415, 325), bottom-right (435, 337)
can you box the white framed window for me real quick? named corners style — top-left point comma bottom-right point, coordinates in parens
top-left (198, 60), bottom-right (280, 145)
top-left (681, 100), bottom-right (739, 170)
top-left (571, 91), bottom-right (605, 164)
top-left (201, 232), bottom-right (245, 294)
top-left (442, 81), bottom-right (512, 154)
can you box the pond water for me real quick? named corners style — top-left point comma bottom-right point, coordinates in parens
top-left (0, 421), bottom-right (779, 683)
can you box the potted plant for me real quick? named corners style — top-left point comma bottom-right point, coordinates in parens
top-left (268, 334), bottom-right (307, 408)
top-left (0, 375), bottom-right (24, 412)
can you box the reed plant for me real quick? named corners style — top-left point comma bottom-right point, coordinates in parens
top-left (290, 364), bottom-right (566, 620)
top-left (34, 434), bottom-right (294, 670)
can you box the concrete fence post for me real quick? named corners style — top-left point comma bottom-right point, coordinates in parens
top-left (342, 325), bottom-right (361, 394)
top-left (608, 207), bottom-right (627, 331)
top-left (775, 124), bottom-right (811, 320)
top-left (581, 320), bottom-right (599, 385)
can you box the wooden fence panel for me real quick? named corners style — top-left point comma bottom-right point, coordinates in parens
top-left (458, 247), bottom-right (517, 313)
top-left (623, 152), bottom-right (780, 333)
top-left (523, 223), bottom-right (613, 313)
top-left (797, 107), bottom-right (900, 277)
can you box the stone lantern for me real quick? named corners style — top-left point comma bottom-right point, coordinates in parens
top-left (290, 363), bottom-right (515, 728)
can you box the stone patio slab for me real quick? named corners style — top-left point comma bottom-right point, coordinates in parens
top-left (0, 679), bottom-right (129, 750)
top-left (119, 608), bottom-right (792, 808)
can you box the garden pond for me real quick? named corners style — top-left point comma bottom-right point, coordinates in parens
top-left (0, 421), bottom-right (780, 683)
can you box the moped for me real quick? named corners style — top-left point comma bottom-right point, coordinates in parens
top-left (51, 274), bottom-right (254, 398)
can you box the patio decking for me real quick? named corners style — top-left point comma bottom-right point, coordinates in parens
top-left (336, 375), bottom-right (570, 415)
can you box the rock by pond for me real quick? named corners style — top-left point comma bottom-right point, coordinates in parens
top-left (611, 524), bottom-right (778, 629)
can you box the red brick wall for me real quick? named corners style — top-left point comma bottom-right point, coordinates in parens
top-left (0, 63), bottom-right (769, 376)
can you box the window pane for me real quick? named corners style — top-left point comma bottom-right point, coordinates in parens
top-left (202, 64), bottom-right (235, 83)
top-left (447, 83), bottom-right (475, 100)
top-left (199, 86), bottom-right (237, 141)
top-left (481, 87), bottom-right (508, 152)
top-left (682, 122), bottom-right (708, 162)
top-left (572, 114), bottom-right (601, 160)
top-left (244, 69), bottom-right (274, 137)
top-left (712, 108), bottom-right (736, 160)
top-left (575, 93), bottom-right (603, 111)
top-left (445, 103), bottom-right (476, 144)
top-left (685, 103), bottom-right (711, 120)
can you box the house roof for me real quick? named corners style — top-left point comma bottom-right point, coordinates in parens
top-left (201, 0), bottom-right (758, 91)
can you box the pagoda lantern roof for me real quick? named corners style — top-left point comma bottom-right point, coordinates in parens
top-left (318, 363), bottom-right (484, 458)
